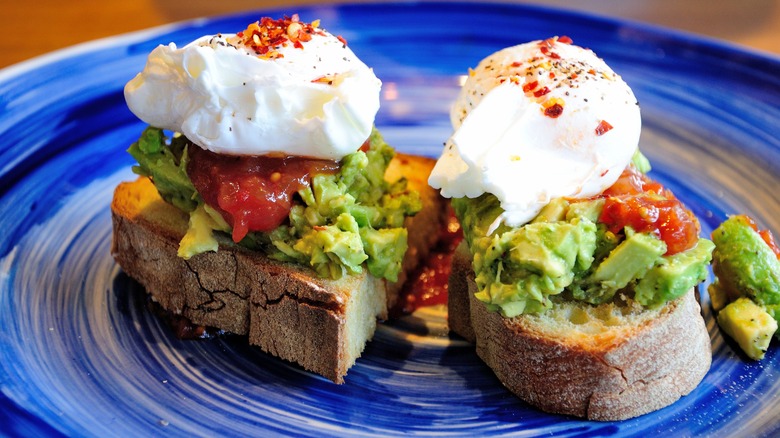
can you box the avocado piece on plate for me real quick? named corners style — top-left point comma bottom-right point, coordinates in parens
top-left (710, 215), bottom-right (780, 308)
top-left (717, 297), bottom-right (777, 360)
top-left (710, 215), bottom-right (780, 359)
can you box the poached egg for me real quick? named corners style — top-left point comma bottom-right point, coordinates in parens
top-left (429, 37), bottom-right (641, 231)
top-left (125, 16), bottom-right (381, 160)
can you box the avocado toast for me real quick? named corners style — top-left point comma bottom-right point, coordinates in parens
top-left (112, 16), bottom-right (447, 383)
top-left (430, 37), bottom-right (713, 420)
top-left (112, 149), bottom-right (445, 383)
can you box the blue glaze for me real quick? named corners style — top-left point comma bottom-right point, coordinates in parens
top-left (1, 2), bottom-right (779, 436)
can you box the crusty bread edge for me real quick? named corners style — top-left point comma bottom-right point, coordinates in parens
top-left (449, 241), bottom-right (712, 421)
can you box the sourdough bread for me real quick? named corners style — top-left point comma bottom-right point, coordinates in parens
top-left (448, 242), bottom-right (712, 420)
top-left (112, 154), bottom-right (446, 383)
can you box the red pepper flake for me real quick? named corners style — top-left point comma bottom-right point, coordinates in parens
top-left (558, 35), bottom-right (573, 44)
top-left (595, 120), bottom-right (614, 136)
top-left (311, 75), bottom-right (335, 85)
top-left (537, 37), bottom-right (564, 58)
top-left (549, 72), bottom-right (556, 79)
top-left (544, 103), bottom-right (564, 118)
top-left (542, 97), bottom-right (565, 118)
top-left (232, 14), bottom-right (326, 59)
top-left (511, 61), bottom-right (523, 67)
top-left (539, 45), bottom-right (560, 59)
top-left (522, 80), bottom-right (539, 92)
top-left (336, 35), bottom-right (348, 46)
top-left (533, 86), bottom-right (551, 97)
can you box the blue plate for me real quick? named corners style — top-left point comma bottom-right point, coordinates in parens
top-left (1, 2), bottom-right (779, 436)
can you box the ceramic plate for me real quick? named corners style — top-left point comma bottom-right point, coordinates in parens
top-left (1, 2), bottom-right (778, 436)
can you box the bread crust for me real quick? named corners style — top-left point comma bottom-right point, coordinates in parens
top-left (449, 242), bottom-right (712, 420)
top-left (111, 154), bottom-right (446, 383)
top-left (447, 242), bottom-right (476, 343)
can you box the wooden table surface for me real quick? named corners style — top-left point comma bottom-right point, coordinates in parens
top-left (1, 0), bottom-right (778, 69)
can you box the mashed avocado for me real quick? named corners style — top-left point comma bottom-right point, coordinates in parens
top-left (128, 127), bottom-right (421, 282)
top-left (709, 215), bottom-right (780, 359)
top-left (453, 177), bottom-right (713, 318)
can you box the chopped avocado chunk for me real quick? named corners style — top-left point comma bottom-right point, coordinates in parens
top-left (532, 198), bottom-right (569, 223)
top-left (766, 305), bottom-right (780, 329)
top-left (292, 213), bottom-right (368, 279)
top-left (129, 127), bottom-right (198, 213)
top-left (708, 281), bottom-right (730, 313)
top-left (590, 232), bottom-right (667, 298)
top-left (566, 199), bottom-right (605, 224)
top-left (634, 238), bottom-right (714, 307)
top-left (711, 215), bottom-right (780, 306)
top-left (178, 204), bottom-right (230, 259)
top-left (361, 227), bottom-right (409, 282)
top-left (717, 297), bottom-right (778, 360)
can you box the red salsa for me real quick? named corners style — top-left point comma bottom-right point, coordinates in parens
top-left (187, 145), bottom-right (340, 242)
top-left (597, 167), bottom-right (699, 255)
top-left (391, 209), bottom-right (463, 316)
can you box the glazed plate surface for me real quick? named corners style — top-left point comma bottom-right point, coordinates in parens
top-left (1, 2), bottom-right (779, 436)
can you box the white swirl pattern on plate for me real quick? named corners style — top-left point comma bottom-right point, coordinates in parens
top-left (1, 3), bottom-right (779, 437)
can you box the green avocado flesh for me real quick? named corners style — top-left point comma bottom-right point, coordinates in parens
top-left (452, 190), bottom-right (713, 318)
top-left (709, 215), bottom-right (780, 358)
top-left (710, 215), bottom-right (780, 309)
top-left (717, 297), bottom-right (777, 360)
top-left (128, 126), bottom-right (421, 282)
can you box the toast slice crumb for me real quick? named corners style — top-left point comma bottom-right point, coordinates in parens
top-left (111, 153), bottom-right (446, 383)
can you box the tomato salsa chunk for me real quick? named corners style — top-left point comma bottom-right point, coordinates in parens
top-left (188, 145), bottom-right (339, 242)
top-left (598, 167), bottom-right (700, 255)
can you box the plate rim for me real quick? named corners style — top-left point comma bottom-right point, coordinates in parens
top-left (1, 1), bottom-right (778, 85)
top-left (1, 2), bottom-right (778, 436)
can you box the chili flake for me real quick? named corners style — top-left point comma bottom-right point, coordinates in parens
top-left (231, 14), bottom-right (326, 59)
top-left (542, 97), bottom-right (565, 118)
top-left (595, 120), bottom-right (613, 136)
top-left (544, 104), bottom-right (564, 118)
top-left (558, 35), bottom-right (573, 44)
top-left (311, 75), bottom-right (336, 85)
top-left (533, 86), bottom-right (551, 97)
top-left (522, 80), bottom-right (539, 92)
top-left (537, 36), bottom-right (570, 59)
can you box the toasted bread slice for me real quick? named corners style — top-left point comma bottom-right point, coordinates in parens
top-left (111, 153), bottom-right (446, 383)
top-left (448, 242), bottom-right (712, 420)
